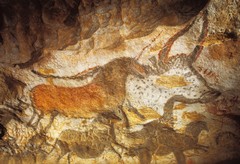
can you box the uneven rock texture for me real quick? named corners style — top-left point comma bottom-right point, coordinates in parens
top-left (0, 0), bottom-right (240, 163)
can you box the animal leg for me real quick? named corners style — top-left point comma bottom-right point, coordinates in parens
top-left (109, 144), bottom-right (122, 159)
top-left (173, 151), bottom-right (186, 164)
top-left (27, 107), bottom-right (43, 129)
top-left (138, 148), bottom-right (152, 164)
top-left (149, 56), bottom-right (160, 73)
top-left (56, 140), bottom-right (71, 162)
top-left (126, 99), bottom-right (145, 119)
top-left (108, 122), bottom-right (130, 157)
top-left (67, 152), bottom-right (71, 164)
top-left (116, 105), bottom-right (130, 128)
top-left (43, 110), bottom-right (58, 132)
top-left (161, 98), bottom-right (175, 127)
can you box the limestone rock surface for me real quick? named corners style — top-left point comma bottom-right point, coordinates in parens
top-left (0, 0), bottom-right (240, 163)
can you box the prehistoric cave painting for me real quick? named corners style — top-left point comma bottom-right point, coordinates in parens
top-left (0, 2), bottom-right (240, 163)
top-left (43, 120), bottom-right (220, 164)
top-left (55, 127), bottom-right (123, 162)
top-left (126, 10), bottom-right (220, 126)
top-left (22, 117), bottom-right (129, 163)
top-left (126, 55), bottom-right (220, 125)
top-left (215, 131), bottom-right (240, 149)
top-left (125, 121), bottom-right (209, 164)
top-left (206, 93), bottom-right (240, 116)
top-left (31, 65), bottom-right (102, 80)
top-left (31, 57), bottom-right (148, 128)
top-left (195, 65), bottom-right (219, 83)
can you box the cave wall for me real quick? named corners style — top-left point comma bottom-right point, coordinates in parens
top-left (0, 0), bottom-right (240, 163)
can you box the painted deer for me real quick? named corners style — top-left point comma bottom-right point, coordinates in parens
top-left (125, 10), bottom-right (221, 125)
top-left (31, 57), bottom-right (148, 127)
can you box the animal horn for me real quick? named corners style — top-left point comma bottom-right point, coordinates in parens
top-left (130, 59), bottom-right (148, 77)
top-left (153, 13), bottom-right (199, 74)
top-left (148, 56), bottom-right (159, 72)
top-left (188, 10), bottom-right (208, 62)
top-left (148, 55), bottom-right (170, 74)
top-left (157, 15), bottom-right (198, 63)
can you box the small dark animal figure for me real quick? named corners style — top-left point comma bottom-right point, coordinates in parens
top-left (31, 57), bottom-right (148, 127)
top-left (127, 121), bottom-right (208, 164)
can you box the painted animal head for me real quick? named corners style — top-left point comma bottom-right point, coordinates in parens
top-left (101, 57), bottom-right (148, 79)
